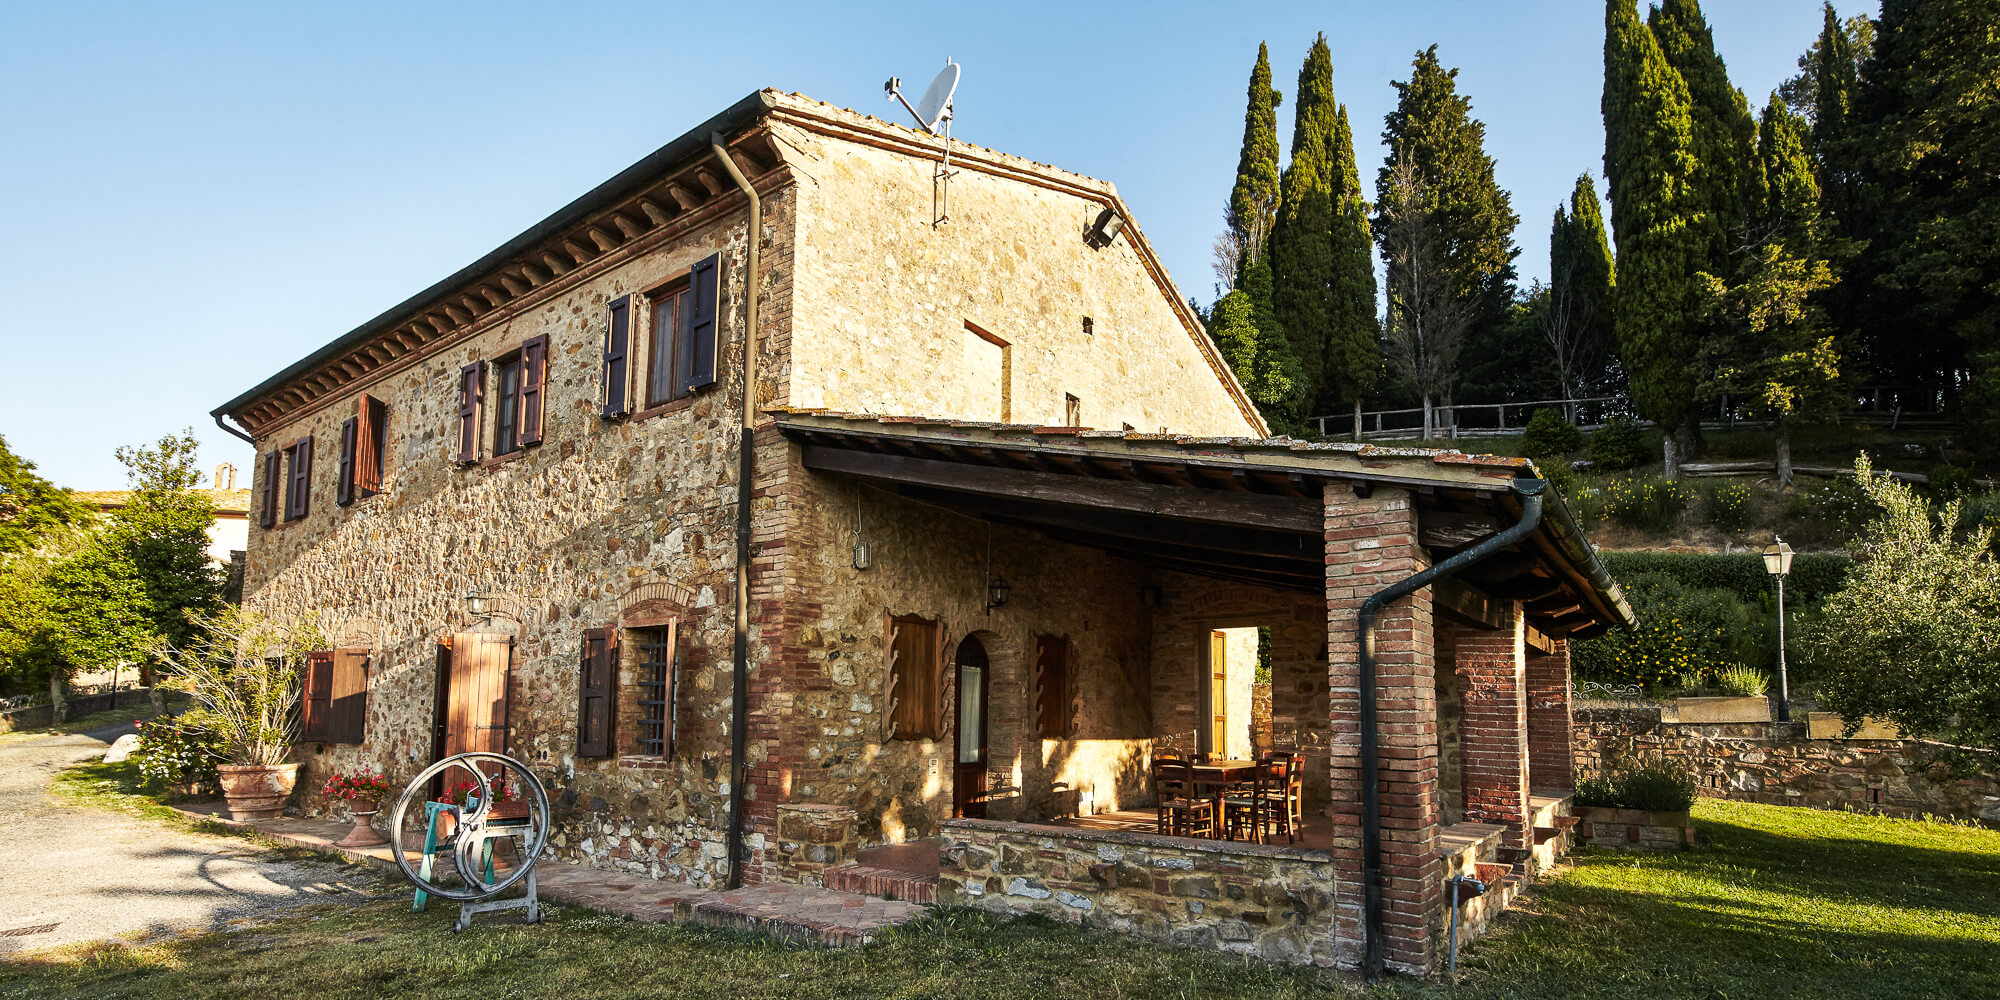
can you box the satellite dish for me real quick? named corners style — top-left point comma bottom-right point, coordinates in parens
top-left (914, 61), bottom-right (959, 133)
top-left (885, 58), bottom-right (959, 135)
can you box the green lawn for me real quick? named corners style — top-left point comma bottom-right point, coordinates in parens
top-left (3, 796), bottom-right (1994, 1000)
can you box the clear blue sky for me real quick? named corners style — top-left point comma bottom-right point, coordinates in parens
top-left (0, 1), bottom-right (1856, 489)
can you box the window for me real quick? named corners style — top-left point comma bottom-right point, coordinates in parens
top-left (1064, 394), bottom-right (1081, 428)
top-left (258, 449), bottom-right (280, 528)
top-left (302, 648), bottom-right (369, 744)
top-left (634, 625), bottom-right (678, 756)
top-left (494, 355), bottom-right (522, 455)
top-left (337, 393), bottom-right (388, 507)
top-left (887, 614), bottom-right (941, 740)
top-left (1082, 316), bottom-right (1094, 336)
top-left (646, 281), bottom-right (690, 408)
top-left (283, 436), bottom-right (313, 520)
top-left (1033, 635), bottom-right (1074, 740)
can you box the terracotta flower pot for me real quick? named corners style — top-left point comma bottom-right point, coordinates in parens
top-left (217, 763), bottom-right (300, 821)
top-left (336, 797), bottom-right (388, 848)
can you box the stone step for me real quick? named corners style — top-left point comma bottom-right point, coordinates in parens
top-left (822, 863), bottom-right (939, 904)
top-left (679, 883), bottom-right (928, 947)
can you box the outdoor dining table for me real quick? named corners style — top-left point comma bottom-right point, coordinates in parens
top-left (1189, 759), bottom-right (1260, 839)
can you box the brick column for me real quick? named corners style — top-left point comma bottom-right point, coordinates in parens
top-left (1526, 638), bottom-right (1574, 793)
top-left (1453, 604), bottom-right (1529, 851)
top-left (1325, 487), bottom-right (1441, 975)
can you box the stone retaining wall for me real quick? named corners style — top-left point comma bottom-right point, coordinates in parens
top-left (938, 818), bottom-right (1340, 966)
top-left (1574, 707), bottom-right (2000, 826)
top-left (1572, 806), bottom-right (1697, 850)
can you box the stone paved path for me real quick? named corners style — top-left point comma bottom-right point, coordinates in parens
top-left (173, 800), bottom-right (930, 946)
top-left (0, 723), bottom-right (390, 957)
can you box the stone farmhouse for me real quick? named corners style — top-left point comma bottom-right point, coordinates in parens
top-left (212, 89), bottom-right (1634, 976)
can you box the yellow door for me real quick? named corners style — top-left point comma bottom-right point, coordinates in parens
top-left (1210, 630), bottom-right (1228, 758)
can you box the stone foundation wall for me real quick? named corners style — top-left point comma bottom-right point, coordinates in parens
top-left (1575, 708), bottom-right (2000, 826)
top-left (938, 818), bottom-right (1340, 966)
top-left (1572, 806), bottom-right (1696, 850)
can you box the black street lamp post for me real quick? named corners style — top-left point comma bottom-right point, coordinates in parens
top-left (1762, 536), bottom-right (1795, 722)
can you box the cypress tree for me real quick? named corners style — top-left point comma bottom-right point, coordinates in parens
top-left (1244, 254), bottom-right (1306, 426)
top-left (1544, 174), bottom-right (1618, 408)
top-left (1269, 35), bottom-right (1340, 412)
top-left (1226, 43), bottom-right (1284, 271)
top-left (1323, 102), bottom-right (1383, 426)
top-left (1808, 2), bottom-right (1859, 211)
top-left (1604, 0), bottom-right (1703, 477)
top-left (1856, 0), bottom-right (2000, 454)
top-left (1374, 46), bottom-right (1519, 434)
top-left (1649, 0), bottom-right (1756, 251)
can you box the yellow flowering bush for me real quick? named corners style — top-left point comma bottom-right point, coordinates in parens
top-left (1601, 476), bottom-right (1696, 533)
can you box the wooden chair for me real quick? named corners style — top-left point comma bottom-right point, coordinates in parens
top-left (1268, 752), bottom-right (1304, 844)
top-left (1151, 758), bottom-right (1215, 838)
top-left (1225, 753), bottom-right (1303, 844)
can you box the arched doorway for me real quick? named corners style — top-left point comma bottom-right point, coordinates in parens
top-left (953, 636), bottom-right (990, 818)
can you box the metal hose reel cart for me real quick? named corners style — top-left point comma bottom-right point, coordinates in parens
top-left (388, 752), bottom-right (551, 932)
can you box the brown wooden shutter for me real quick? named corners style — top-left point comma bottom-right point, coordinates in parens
top-left (681, 253), bottom-right (722, 395)
top-left (887, 616), bottom-right (940, 740)
top-left (287, 437), bottom-right (313, 519)
top-left (356, 393), bottom-right (386, 494)
top-left (602, 296), bottom-right (630, 418)
top-left (301, 650), bottom-right (334, 740)
top-left (518, 335), bottom-right (549, 447)
top-left (330, 649), bottom-right (369, 744)
top-left (258, 450), bottom-right (280, 528)
top-left (1034, 635), bottom-right (1071, 740)
top-left (456, 362), bottom-right (485, 463)
top-left (577, 627), bottom-right (616, 758)
top-left (336, 416), bottom-right (358, 507)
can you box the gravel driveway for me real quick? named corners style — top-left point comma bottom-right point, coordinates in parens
top-left (0, 722), bottom-right (387, 957)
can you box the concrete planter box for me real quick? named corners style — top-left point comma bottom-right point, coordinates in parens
top-left (1806, 712), bottom-right (1902, 740)
top-left (1671, 696), bottom-right (1771, 723)
top-left (1573, 805), bottom-right (1696, 850)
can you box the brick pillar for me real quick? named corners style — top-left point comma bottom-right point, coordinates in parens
top-left (1527, 638), bottom-right (1574, 793)
top-left (1326, 487), bottom-right (1441, 975)
top-left (1452, 604), bottom-right (1530, 851)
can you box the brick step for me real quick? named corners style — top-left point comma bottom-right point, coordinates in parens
top-left (822, 864), bottom-right (939, 904)
top-left (1533, 826), bottom-right (1562, 845)
top-left (679, 883), bottom-right (928, 947)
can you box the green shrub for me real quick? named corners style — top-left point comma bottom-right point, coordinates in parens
top-left (1601, 476), bottom-right (1694, 533)
top-left (1782, 475), bottom-right (1882, 546)
top-left (1715, 663), bottom-right (1769, 697)
top-left (130, 714), bottom-right (225, 793)
top-left (1700, 480), bottom-right (1756, 534)
top-left (1572, 573), bottom-right (1764, 688)
top-left (1573, 756), bottom-right (1698, 812)
top-left (1590, 415), bottom-right (1648, 471)
top-left (1597, 551), bottom-right (1853, 604)
top-left (1930, 464), bottom-right (1979, 499)
top-left (1521, 409), bottom-right (1584, 459)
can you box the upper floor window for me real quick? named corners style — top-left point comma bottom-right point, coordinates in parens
top-left (283, 436), bottom-right (313, 521)
top-left (603, 252), bottom-right (723, 419)
top-left (337, 393), bottom-right (388, 506)
top-left (494, 355), bottom-right (523, 455)
top-left (647, 279), bottom-right (691, 408)
top-left (456, 335), bottom-right (547, 464)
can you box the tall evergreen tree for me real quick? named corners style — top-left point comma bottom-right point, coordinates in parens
top-left (1604, 0), bottom-right (1703, 477)
top-left (1269, 35), bottom-right (1341, 415)
top-left (1649, 0), bottom-right (1756, 250)
top-left (1374, 45), bottom-right (1519, 436)
top-left (1226, 43), bottom-right (1284, 271)
top-left (1323, 102), bottom-right (1383, 428)
top-left (1854, 0), bottom-right (2000, 455)
top-left (1543, 174), bottom-right (1618, 411)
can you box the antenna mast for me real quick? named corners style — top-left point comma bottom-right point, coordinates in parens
top-left (884, 58), bottom-right (961, 227)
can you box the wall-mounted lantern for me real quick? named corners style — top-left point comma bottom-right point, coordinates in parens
top-left (986, 575), bottom-right (1011, 612)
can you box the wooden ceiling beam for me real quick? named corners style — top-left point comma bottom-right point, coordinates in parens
top-left (637, 197), bottom-right (673, 226)
top-left (666, 183), bottom-right (701, 211)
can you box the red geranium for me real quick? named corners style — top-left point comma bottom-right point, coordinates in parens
top-left (321, 771), bottom-right (392, 801)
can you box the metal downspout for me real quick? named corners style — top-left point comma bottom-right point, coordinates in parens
top-left (1357, 478), bottom-right (1546, 981)
top-left (712, 133), bottom-right (760, 890)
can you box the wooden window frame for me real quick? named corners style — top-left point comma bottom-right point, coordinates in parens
top-left (456, 361), bottom-right (486, 464)
top-left (602, 295), bottom-right (632, 419)
top-left (578, 627), bottom-right (617, 758)
top-left (632, 623), bottom-right (679, 757)
top-left (283, 437), bottom-right (312, 521)
top-left (257, 449), bottom-right (280, 528)
top-left (644, 278), bottom-right (692, 410)
top-left (886, 614), bottom-right (943, 741)
top-left (493, 354), bottom-right (524, 456)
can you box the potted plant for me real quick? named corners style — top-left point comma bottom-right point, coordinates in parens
top-left (324, 771), bottom-right (393, 847)
top-left (155, 607), bottom-right (321, 821)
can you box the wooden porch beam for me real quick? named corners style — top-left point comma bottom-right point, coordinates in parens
top-left (802, 445), bottom-right (1322, 531)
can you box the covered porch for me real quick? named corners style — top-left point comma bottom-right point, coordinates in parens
top-left (776, 410), bottom-right (1633, 972)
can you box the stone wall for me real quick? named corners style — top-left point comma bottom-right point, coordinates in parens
top-left (1575, 708), bottom-right (2000, 826)
top-left (245, 174), bottom-right (799, 887)
top-left (938, 818), bottom-right (1340, 966)
top-left (776, 112), bottom-right (1260, 438)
